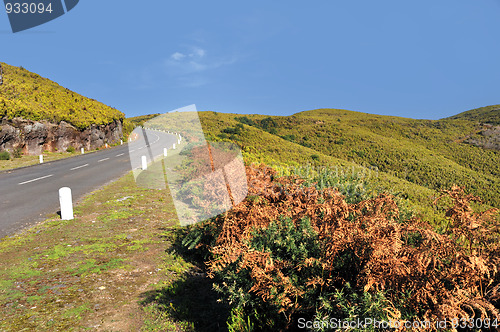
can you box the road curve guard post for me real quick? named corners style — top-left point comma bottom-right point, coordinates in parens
top-left (59, 187), bottom-right (74, 220)
top-left (39, 155), bottom-right (43, 163)
top-left (163, 148), bottom-right (168, 157)
top-left (172, 143), bottom-right (176, 150)
top-left (81, 148), bottom-right (84, 154)
top-left (141, 156), bottom-right (148, 170)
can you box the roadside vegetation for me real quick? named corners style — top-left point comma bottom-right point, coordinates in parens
top-left (180, 165), bottom-right (499, 331)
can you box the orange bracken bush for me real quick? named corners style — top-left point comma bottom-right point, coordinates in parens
top-left (205, 165), bottom-right (500, 330)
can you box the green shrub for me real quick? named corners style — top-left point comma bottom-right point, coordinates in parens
top-left (227, 307), bottom-right (255, 332)
top-left (235, 116), bottom-right (256, 127)
top-left (280, 134), bottom-right (296, 142)
top-left (0, 151), bottom-right (10, 160)
top-left (268, 128), bottom-right (277, 135)
top-left (211, 216), bottom-right (398, 330)
top-left (260, 117), bottom-right (276, 130)
top-left (222, 127), bottom-right (240, 135)
top-left (66, 146), bottom-right (75, 153)
top-left (12, 147), bottom-right (22, 158)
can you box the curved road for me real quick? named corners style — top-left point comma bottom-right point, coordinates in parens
top-left (0, 128), bottom-right (178, 237)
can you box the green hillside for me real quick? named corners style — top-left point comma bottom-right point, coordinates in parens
top-left (181, 108), bottom-right (500, 213)
top-left (446, 104), bottom-right (500, 125)
top-left (0, 62), bottom-right (124, 129)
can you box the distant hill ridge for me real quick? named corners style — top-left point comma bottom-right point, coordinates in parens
top-left (446, 104), bottom-right (500, 125)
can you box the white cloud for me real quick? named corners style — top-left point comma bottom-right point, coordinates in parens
top-left (170, 52), bottom-right (186, 61)
top-left (189, 47), bottom-right (206, 59)
top-left (171, 47), bottom-right (205, 63)
top-left (163, 46), bottom-right (237, 87)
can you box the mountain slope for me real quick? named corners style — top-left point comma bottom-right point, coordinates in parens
top-left (189, 108), bottom-right (499, 210)
top-left (0, 62), bottom-right (124, 129)
top-left (187, 112), bottom-right (456, 226)
top-left (446, 104), bottom-right (500, 125)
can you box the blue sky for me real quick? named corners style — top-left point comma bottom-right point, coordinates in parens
top-left (1, 0), bottom-right (500, 119)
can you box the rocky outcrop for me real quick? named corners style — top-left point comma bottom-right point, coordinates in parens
top-left (0, 117), bottom-right (123, 155)
top-left (464, 124), bottom-right (500, 151)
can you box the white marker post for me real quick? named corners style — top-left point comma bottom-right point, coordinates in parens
top-left (141, 156), bottom-right (148, 170)
top-left (120, 140), bottom-right (123, 145)
top-left (39, 155), bottom-right (43, 163)
top-left (163, 148), bottom-right (168, 157)
top-left (172, 143), bottom-right (176, 150)
top-left (81, 148), bottom-right (84, 154)
top-left (105, 143), bottom-right (108, 148)
top-left (59, 187), bottom-right (74, 220)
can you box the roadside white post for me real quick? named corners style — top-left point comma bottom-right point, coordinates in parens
top-left (163, 148), bottom-right (168, 157)
top-left (105, 143), bottom-right (108, 148)
top-left (59, 187), bottom-right (74, 220)
top-left (81, 148), bottom-right (84, 154)
top-left (39, 155), bottom-right (43, 163)
top-left (120, 140), bottom-right (123, 145)
top-left (141, 155), bottom-right (148, 170)
top-left (172, 143), bottom-right (176, 150)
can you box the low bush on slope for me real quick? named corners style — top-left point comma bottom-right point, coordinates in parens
top-left (183, 165), bottom-right (500, 331)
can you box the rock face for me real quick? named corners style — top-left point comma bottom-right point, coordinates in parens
top-left (0, 117), bottom-right (123, 155)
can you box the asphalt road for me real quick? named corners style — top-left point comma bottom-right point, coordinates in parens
top-left (0, 128), bottom-right (178, 237)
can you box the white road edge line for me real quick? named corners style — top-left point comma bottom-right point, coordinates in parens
top-left (19, 174), bottom-right (54, 185)
top-left (70, 164), bottom-right (89, 171)
top-left (116, 153), bottom-right (125, 157)
top-left (98, 158), bottom-right (110, 163)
